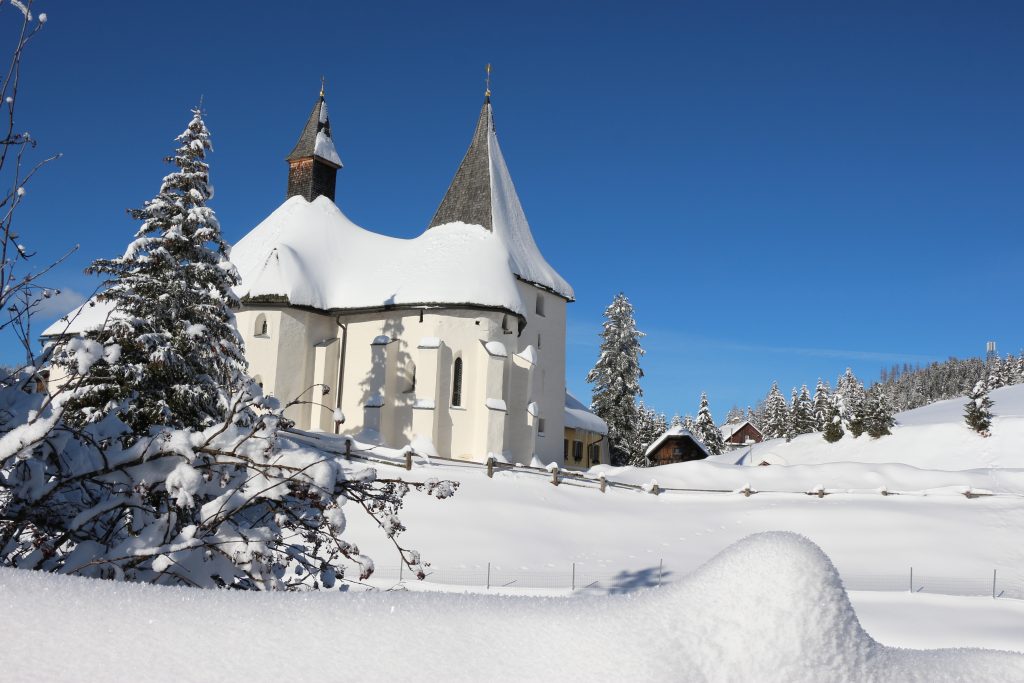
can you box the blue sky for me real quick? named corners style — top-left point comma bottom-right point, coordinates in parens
top-left (7, 1), bottom-right (1023, 419)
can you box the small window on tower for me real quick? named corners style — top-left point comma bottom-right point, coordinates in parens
top-left (535, 294), bottom-right (545, 317)
top-left (538, 418), bottom-right (546, 435)
top-left (254, 314), bottom-right (269, 338)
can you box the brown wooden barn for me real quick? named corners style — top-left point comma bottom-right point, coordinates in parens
top-left (644, 427), bottom-right (711, 466)
top-left (719, 420), bottom-right (763, 448)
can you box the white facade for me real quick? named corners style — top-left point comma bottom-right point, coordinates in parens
top-left (236, 279), bottom-right (568, 465)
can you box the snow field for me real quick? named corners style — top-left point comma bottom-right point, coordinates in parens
top-left (1, 532), bottom-right (1020, 682)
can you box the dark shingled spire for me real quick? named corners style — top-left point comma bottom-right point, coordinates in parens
top-left (428, 98), bottom-right (493, 230)
top-left (286, 92), bottom-right (342, 202)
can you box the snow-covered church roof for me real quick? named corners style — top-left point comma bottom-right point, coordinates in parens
top-left (231, 196), bottom-right (528, 314)
top-left (427, 99), bottom-right (574, 301)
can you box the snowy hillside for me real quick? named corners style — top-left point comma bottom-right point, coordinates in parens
top-left (2, 533), bottom-right (1021, 682)
top-left (742, 384), bottom-right (1024, 470)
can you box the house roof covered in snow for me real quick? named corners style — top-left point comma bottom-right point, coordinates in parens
top-left (720, 420), bottom-right (762, 441)
top-left (427, 99), bottom-right (574, 301)
top-left (40, 297), bottom-right (117, 338)
top-left (564, 390), bottom-right (608, 435)
top-left (285, 94), bottom-right (342, 168)
top-left (644, 426), bottom-right (711, 459)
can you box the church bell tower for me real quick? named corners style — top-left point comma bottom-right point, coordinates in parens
top-left (285, 84), bottom-right (343, 202)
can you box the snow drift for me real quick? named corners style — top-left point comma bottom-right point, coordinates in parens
top-left (0, 532), bottom-right (1019, 682)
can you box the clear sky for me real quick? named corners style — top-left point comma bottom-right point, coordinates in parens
top-left (6, 1), bottom-right (1023, 419)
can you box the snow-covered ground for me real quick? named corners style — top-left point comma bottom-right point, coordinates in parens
top-left (335, 387), bottom-right (1024, 592)
top-left (2, 386), bottom-right (1022, 680)
top-left (1, 533), bottom-right (1021, 682)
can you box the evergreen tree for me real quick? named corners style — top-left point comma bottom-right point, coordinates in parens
top-left (725, 404), bottom-right (744, 423)
top-left (987, 357), bottom-right (1006, 390)
top-left (762, 382), bottom-right (789, 439)
top-left (669, 413), bottom-right (683, 428)
top-left (682, 414), bottom-right (696, 433)
top-left (865, 390), bottom-right (895, 438)
top-left (790, 384), bottom-right (815, 436)
top-left (693, 392), bottom-right (725, 455)
top-left (60, 108), bottom-right (251, 437)
top-left (837, 368), bottom-right (867, 438)
top-left (964, 381), bottom-right (994, 436)
top-left (587, 292), bottom-right (645, 465)
top-left (745, 405), bottom-right (758, 429)
top-left (822, 394), bottom-right (845, 443)
top-left (812, 378), bottom-right (831, 431)
top-left (627, 402), bottom-right (667, 466)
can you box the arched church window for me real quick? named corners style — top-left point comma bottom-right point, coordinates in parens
top-left (451, 357), bottom-right (463, 407)
top-left (254, 314), bottom-right (269, 338)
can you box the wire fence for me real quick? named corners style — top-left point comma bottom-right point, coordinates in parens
top-left (289, 431), bottom-right (1024, 501)
top-left (365, 562), bottom-right (1024, 600)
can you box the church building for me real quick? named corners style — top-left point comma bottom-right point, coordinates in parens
top-left (227, 88), bottom-right (606, 467)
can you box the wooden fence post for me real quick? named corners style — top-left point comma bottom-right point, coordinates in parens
top-left (487, 457), bottom-right (495, 478)
top-left (599, 474), bottom-right (606, 493)
top-left (551, 466), bottom-right (560, 486)
top-left (405, 450), bottom-right (413, 470)
top-left (344, 438), bottom-right (352, 458)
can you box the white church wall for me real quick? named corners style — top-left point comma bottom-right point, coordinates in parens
top-left (513, 282), bottom-right (568, 466)
top-left (237, 299), bottom-right (566, 466)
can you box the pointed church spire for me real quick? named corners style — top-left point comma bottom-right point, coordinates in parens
top-left (286, 87), bottom-right (343, 202)
top-left (428, 98), bottom-right (494, 230)
top-left (428, 90), bottom-right (575, 301)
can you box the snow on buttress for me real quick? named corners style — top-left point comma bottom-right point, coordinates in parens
top-left (1, 532), bottom-right (1020, 681)
top-left (230, 195), bottom-right (527, 314)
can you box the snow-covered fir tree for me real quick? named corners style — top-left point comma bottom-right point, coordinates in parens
top-left (761, 382), bottom-right (789, 440)
top-left (745, 405), bottom-right (759, 429)
top-left (865, 390), bottom-right (895, 438)
top-left (836, 368), bottom-right (867, 438)
top-left (682, 414), bottom-right (696, 433)
top-left (60, 108), bottom-right (250, 438)
top-left (822, 394), bottom-right (845, 443)
top-left (670, 413), bottom-right (683, 428)
top-left (693, 392), bottom-right (725, 455)
top-left (789, 384), bottom-right (815, 436)
top-left (812, 379), bottom-right (831, 431)
top-left (964, 380), bottom-right (994, 436)
top-left (587, 293), bottom-right (645, 465)
top-left (627, 401), bottom-right (667, 466)
top-left (986, 356), bottom-right (1006, 391)
top-left (725, 404), bottom-right (744, 423)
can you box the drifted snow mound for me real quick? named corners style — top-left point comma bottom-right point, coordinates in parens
top-left (1, 533), bottom-right (1020, 682)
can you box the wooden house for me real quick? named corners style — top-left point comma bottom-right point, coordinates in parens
top-left (644, 427), bottom-right (710, 466)
top-left (719, 420), bottom-right (763, 448)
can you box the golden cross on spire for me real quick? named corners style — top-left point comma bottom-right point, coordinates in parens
top-left (485, 63), bottom-right (492, 98)
top-left (320, 75), bottom-right (325, 98)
